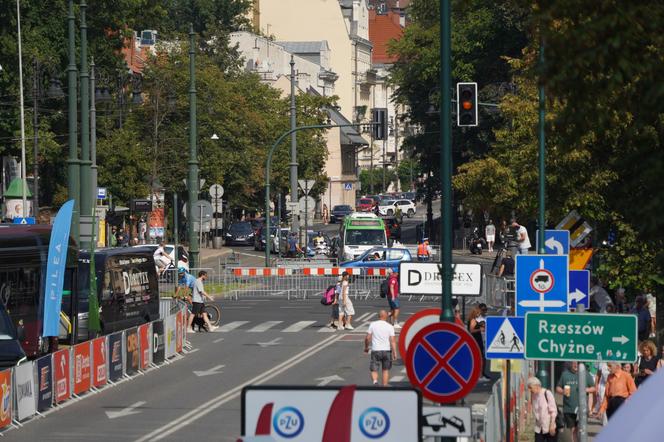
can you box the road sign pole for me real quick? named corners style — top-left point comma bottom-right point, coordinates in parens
top-left (578, 361), bottom-right (588, 442)
top-left (505, 359), bottom-right (511, 442)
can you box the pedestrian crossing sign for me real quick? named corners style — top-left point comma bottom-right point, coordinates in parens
top-left (485, 317), bottom-right (525, 360)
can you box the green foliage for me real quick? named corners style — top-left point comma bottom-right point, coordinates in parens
top-left (396, 158), bottom-right (420, 191)
top-left (359, 168), bottom-right (397, 195)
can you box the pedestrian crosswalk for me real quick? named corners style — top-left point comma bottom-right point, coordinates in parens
top-left (207, 313), bottom-right (409, 335)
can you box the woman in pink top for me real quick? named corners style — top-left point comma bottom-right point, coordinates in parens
top-left (527, 376), bottom-right (558, 441)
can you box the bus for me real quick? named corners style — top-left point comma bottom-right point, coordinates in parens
top-left (0, 225), bottom-right (78, 358)
top-left (339, 213), bottom-right (387, 262)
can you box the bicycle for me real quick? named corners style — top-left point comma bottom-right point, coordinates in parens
top-left (204, 303), bottom-right (221, 326)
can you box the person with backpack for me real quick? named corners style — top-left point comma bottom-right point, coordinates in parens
top-left (527, 376), bottom-right (560, 441)
top-left (324, 281), bottom-right (340, 329)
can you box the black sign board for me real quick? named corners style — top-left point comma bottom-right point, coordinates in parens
top-left (36, 355), bottom-right (53, 412)
top-left (108, 332), bottom-right (124, 381)
top-left (131, 199), bottom-right (153, 212)
top-left (152, 320), bottom-right (165, 364)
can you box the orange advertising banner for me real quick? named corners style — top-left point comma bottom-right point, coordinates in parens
top-left (0, 370), bottom-right (11, 429)
top-left (138, 324), bottom-right (151, 370)
top-left (176, 311), bottom-right (184, 354)
top-left (73, 343), bottom-right (91, 395)
top-left (53, 349), bottom-right (70, 403)
top-left (92, 337), bottom-right (107, 388)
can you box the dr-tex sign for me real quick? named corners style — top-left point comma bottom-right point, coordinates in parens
top-left (241, 385), bottom-right (420, 441)
top-left (399, 262), bottom-right (482, 296)
top-left (525, 312), bottom-right (637, 363)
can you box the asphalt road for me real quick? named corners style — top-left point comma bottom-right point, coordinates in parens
top-left (4, 296), bottom-right (495, 441)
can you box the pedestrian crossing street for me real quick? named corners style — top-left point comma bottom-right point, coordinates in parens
top-left (210, 311), bottom-right (411, 334)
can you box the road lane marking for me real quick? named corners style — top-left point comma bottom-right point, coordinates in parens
top-left (247, 321), bottom-right (283, 332)
top-left (105, 401), bottom-right (146, 419)
top-left (136, 333), bottom-right (343, 442)
top-left (213, 337), bottom-right (225, 343)
top-left (282, 321), bottom-right (317, 332)
top-left (356, 312), bottom-right (372, 322)
top-left (215, 321), bottom-right (248, 332)
top-left (389, 375), bottom-right (405, 382)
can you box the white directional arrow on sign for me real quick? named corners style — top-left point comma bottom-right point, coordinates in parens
top-left (569, 289), bottom-right (586, 305)
top-left (545, 237), bottom-right (564, 255)
top-left (316, 375), bottom-right (344, 386)
top-left (193, 364), bottom-right (225, 377)
top-left (105, 401), bottom-right (146, 419)
top-left (518, 300), bottom-right (566, 309)
top-left (612, 335), bottom-right (629, 345)
top-left (257, 337), bottom-right (282, 348)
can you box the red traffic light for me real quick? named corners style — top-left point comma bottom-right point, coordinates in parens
top-left (462, 101), bottom-right (473, 110)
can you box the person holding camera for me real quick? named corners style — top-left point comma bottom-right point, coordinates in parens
top-left (511, 218), bottom-right (531, 254)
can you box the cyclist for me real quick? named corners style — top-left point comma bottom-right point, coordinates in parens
top-left (189, 270), bottom-right (218, 332)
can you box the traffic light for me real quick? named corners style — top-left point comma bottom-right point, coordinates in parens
top-left (372, 108), bottom-right (387, 140)
top-left (456, 82), bottom-right (478, 127)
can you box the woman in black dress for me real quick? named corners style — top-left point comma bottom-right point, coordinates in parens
top-left (635, 340), bottom-right (658, 386)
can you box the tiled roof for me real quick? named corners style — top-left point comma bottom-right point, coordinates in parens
top-left (368, 9), bottom-right (403, 64)
top-left (275, 41), bottom-right (329, 54)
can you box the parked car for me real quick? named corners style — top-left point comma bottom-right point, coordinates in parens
top-left (330, 205), bottom-right (354, 223)
top-left (356, 197), bottom-right (374, 212)
top-left (339, 247), bottom-right (412, 273)
top-left (378, 199), bottom-right (417, 217)
top-left (224, 222), bottom-right (255, 246)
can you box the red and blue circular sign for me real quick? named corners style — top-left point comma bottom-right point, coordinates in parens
top-left (405, 322), bottom-right (481, 403)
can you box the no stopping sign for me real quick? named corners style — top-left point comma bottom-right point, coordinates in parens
top-left (398, 308), bottom-right (441, 359)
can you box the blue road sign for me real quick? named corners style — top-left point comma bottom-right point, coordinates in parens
top-left (405, 322), bottom-right (481, 403)
top-left (568, 269), bottom-right (590, 310)
top-left (13, 217), bottom-right (35, 225)
top-left (343, 182), bottom-right (353, 191)
top-left (536, 229), bottom-right (570, 255)
top-left (97, 187), bottom-right (107, 199)
top-left (516, 254), bottom-right (569, 316)
top-left (485, 317), bottom-right (525, 360)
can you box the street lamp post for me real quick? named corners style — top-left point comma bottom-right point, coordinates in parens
top-left (187, 24), bottom-right (200, 270)
top-left (80, 0), bottom-right (92, 248)
top-left (67, 0), bottom-right (80, 243)
top-left (289, 56), bottom-right (300, 241)
top-left (16, 0), bottom-right (28, 218)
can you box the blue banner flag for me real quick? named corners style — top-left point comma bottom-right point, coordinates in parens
top-left (42, 200), bottom-right (75, 337)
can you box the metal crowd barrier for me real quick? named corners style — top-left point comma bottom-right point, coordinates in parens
top-left (1, 302), bottom-right (189, 432)
top-left (483, 274), bottom-right (514, 313)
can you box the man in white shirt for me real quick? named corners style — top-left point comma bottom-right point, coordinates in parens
top-left (364, 310), bottom-right (397, 386)
top-left (511, 219), bottom-right (531, 254)
top-left (153, 242), bottom-right (173, 277)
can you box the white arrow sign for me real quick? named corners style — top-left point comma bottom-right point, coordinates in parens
top-left (612, 335), bottom-right (629, 345)
top-left (545, 237), bottom-right (564, 255)
top-left (105, 401), bottom-right (146, 419)
top-left (316, 375), bottom-right (344, 386)
top-left (569, 289), bottom-right (586, 305)
top-left (193, 364), bottom-right (225, 377)
top-left (518, 300), bottom-right (566, 309)
top-left (257, 337), bottom-right (282, 348)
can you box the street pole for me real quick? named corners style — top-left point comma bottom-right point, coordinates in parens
top-left (174, 193), bottom-right (179, 263)
top-left (32, 58), bottom-right (39, 215)
top-left (90, 57), bottom-right (98, 200)
top-left (577, 302), bottom-right (588, 442)
top-left (536, 36), bottom-right (549, 389)
top-left (79, 0), bottom-right (91, 249)
top-left (16, 0), bottom-right (28, 217)
top-left (187, 24), bottom-right (200, 269)
top-left (66, 0), bottom-right (80, 243)
top-left (505, 359), bottom-right (511, 442)
top-left (439, 0), bottom-right (454, 324)
top-left (289, 56), bottom-right (300, 242)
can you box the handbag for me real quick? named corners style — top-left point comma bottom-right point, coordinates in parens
top-left (544, 389), bottom-right (565, 432)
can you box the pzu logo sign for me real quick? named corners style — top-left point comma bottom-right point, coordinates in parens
top-left (359, 407), bottom-right (391, 439)
top-left (273, 406), bottom-right (304, 438)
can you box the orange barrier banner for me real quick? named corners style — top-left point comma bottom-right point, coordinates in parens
top-left (0, 370), bottom-right (11, 429)
top-left (73, 343), bottom-right (91, 395)
top-left (138, 323), bottom-right (151, 370)
top-left (92, 337), bottom-right (107, 388)
top-left (176, 311), bottom-right (184, 354)
top-left (53, 349), bottom-right (70, 403)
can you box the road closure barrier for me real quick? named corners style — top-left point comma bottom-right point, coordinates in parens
top-left (0, 300), bottom-right (188, 432)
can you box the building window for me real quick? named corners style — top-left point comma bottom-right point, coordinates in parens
top-left (341, 146), bottom-right (357, 176)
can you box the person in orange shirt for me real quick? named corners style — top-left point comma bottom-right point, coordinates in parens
top-left (600, 362), bottom-right (637, 419)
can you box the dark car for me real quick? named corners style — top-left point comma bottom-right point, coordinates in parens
top-left (224, 222), bottom-right (255, 246)
top-left (330, 205), bottom-right (354, 223)
top-left (383, 216), bottom-right (402, 241)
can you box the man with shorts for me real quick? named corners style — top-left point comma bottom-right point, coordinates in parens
top-left (188, 271), bottom-right (218, 332)
top-left (364, 310), bottom-right (397, 386)
top-left (386, 269), bottom-right (401, 328)
top-left (556, 361), bottom-right (595, 441)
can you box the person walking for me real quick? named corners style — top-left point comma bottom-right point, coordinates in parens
top-left (322, 204), bottom-right (329, 225)
top-left (188, 270), bottom-right (218, 332)
top-left (511, 219), bottom-right (531, 254)
top-left (327, 278), bottom-right (342, 329)
top-left (633, 295), bottom-right (651, 341)
top-left (528, 376), bottom-right (559, 441)
top-left (592, 362), bottom-right (611, 424)
top-left (635, 340), bottom-right (658, 386)
top-left (386, 269), bottom-right (401, 328)
top-left (364, 310), bottom-right (397, 386)
top-left (555, 362), bottom-right (595, 442)
top-left (485, 219), bottom-right (496, 252)
top-left (599, 362), bottom-right (637, 419)
top-left (338, 271), bottom-right (355, 330)
top-left (416, 238), bottom-right (432, 262)
top-left (468, 304), bottom-right (490, 381)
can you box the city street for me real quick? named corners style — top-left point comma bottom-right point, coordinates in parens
top-left (3, 296), bottom-right (497, 441)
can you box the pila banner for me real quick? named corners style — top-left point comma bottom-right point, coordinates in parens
top-left (15, 362), bottom-right (36, 421)
top-left (108, 332), bottom-right (124, 382)
top-left (138, 323), bottom-right (151, 370)
top-left (42, 200), bottom-right (75, 337)
top-left (0, 370), bottom-right (11, 429)
top-left (125, 327), bottom-right (139, 376)
top-left (53, 349), bottom-right (70, 404)
top-left (92, 337), bottom-right (107, 388)
top-left (36, 355), bottom-right (53, 411)
top-left (73, 342), bottom-right (91, 396)
top-left (152, 320), bottom-right (165, 364)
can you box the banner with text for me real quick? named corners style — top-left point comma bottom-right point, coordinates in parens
top-left (14, 362), bottom-right (36, 421)
top-left (108, 332), bottom-right (124, 382)
top-left (152, 320), bottom-right (165, 364)
top-left (125, 327), bottom-right (139, 376)
top-left (92, 337), bottom-right (107, 388)
top-left (138, 323), bottom-right (151, 370)
top-left (0, 370), bottom-right (11, 429)
top-left (73, 342), bottom-right (91, 395)
top-left (165, 315), bottom-right (177, 359)
top-left (36, 355), bottom-right (53, 411)
top-left (53, 349), bottom-right (70, 403)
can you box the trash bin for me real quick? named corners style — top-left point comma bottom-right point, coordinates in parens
top-left (212, 236), bottom-right (223, 249)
